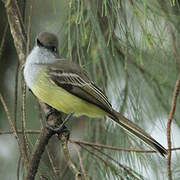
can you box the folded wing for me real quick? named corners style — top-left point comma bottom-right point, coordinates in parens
top-left (47, 60), bottom-right (112, 114)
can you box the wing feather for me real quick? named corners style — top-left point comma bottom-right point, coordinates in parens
top-left (48, 62), bottom-right (112, 113)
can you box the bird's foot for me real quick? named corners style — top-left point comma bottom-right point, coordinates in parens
top-left (45, 111), bottom-right (74, 135)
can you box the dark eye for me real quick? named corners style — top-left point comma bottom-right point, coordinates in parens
top-left (37, 38), bottom-right (43, 47)
top-left (50, 46), bottom-right (57, 53)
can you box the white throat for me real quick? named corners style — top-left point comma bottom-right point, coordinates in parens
top-left (24, 46), bottom-right (57, 89)
top-left (25, 46), bottom-right (57, 64)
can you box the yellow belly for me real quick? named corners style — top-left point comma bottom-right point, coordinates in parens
top-left (31, 71), bottom-right (107, 118)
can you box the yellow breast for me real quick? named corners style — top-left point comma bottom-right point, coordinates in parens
top-left (31, 71), bottom-right (106, 118)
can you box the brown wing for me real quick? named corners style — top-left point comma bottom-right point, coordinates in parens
top-left (47, 60), bottom-right (112, 113)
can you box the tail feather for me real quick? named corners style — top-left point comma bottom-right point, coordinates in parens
top-left (109, 110), bottom-right (167, 157)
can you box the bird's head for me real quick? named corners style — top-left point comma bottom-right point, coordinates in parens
top-left (36, 32), bottom-right (59, 55)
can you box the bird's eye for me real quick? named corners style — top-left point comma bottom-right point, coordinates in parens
top-left (50, 46), bottom-right (57, 53)
top-left (37, 38), bottom-right (43, 47)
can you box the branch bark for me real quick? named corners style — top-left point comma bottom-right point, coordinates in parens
top-left (26, 127), bottom-right (55, 180)
top-left (166, 22), bottom-right (180, 180)
top-left (25, 104), bottom-right (67, 180)
top-left (4, 0), bottom-right (26, 64)
top-left (25, 111), bottom-right (82, 180)
top-left (167, 74), bottom-right (180, 180)
top-left (59, 134), bottom-right (82, 180)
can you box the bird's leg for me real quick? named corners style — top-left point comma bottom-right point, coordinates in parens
top-left (45, 109), bottom-right (74, 135)
top-left (55, 112), bottom-right (75, 140)
top-left (45, 107), bottom-right (57, 122)
top-left (48, 112), bottom-right (74, 133)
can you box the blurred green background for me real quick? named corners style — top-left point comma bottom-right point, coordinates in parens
top-left (0, 0), bottom-right (180, 179)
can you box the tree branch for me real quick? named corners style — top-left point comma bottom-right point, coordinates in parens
top-left (1, 128), bottom-right (180, 154)
top-left (70, 139), bottom-right (180, 153)
top-left (25, 127), bottom-right (55, 180)
top-left (3, 0), bottom-right (26, 64)
top-left (46, 148), bottom-right (59, 179)
top-left (166, 22), bottom-right (180, 180)
top-left (59, 134), bottom-right (81, 180)
top-left (25, 105), bottom-right (68, 180)
top-left (0, 130), bottom-right (40, 135)
top-left (0, 94), bottom-right (28, 165)
top-left (73, 144), bottom-right (89, 180)
top-left (167, 74), bottom-right (180, 180)
top-left (0, 23), bottom-right (8, 60)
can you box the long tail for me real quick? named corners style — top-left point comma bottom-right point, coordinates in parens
top-left (109, 110), bottom-right (167, 157)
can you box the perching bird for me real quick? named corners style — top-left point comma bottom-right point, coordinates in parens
top-left (24, 32), bottom-right (167, 157)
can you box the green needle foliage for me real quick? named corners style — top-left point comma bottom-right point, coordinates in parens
top-left (58, 0), bottom-right (180, 179)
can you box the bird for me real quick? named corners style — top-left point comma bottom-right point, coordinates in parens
top-left (24, 32), bottom-right (167, 157)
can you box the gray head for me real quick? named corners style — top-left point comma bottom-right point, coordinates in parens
top-left (24, 32), bottom-right (59, 88)
top-left (36, 32), bottom-right (59, 56)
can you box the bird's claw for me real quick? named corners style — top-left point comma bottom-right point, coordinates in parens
top-left (45, 111), bottom-right (74, 136)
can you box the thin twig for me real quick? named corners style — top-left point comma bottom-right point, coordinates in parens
top-left (0, 93), bottom-right (28, 165)
top-left (17, 155), bottom-right (21, 180)
top-left (0, 129), bottom-right (180, 154)
top-left (167, 74), bottom-right (180, 180)
top-left (70, 139), bottom-right (156, 153)
top-left (73, 144), bottom-right (89, 180)
top-left (0, 130), bottom-right (40, 135)
top-left (15, 0), bottom-right (27, 41)
top-left (4, 0), bottom-right (26, 63)
top-left (0, 23), bottom-right (8, 60)
top-left (59, 134), bottom-right (81, 180)
top-left (166, 22), bottom-right (180, 180)
top-left (46, 148), bottom-right (59, 179)
top-left (1, 129), bottom-right (180, 154)
top-left (14, 61), bottom-right (19, 130)
top-left (26, 0), bottom-right (33, 56)
top-left (21, 77), bottom-right (29, 159)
